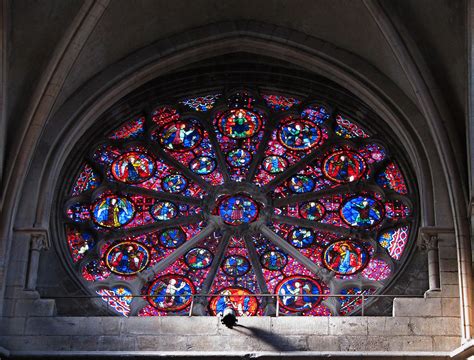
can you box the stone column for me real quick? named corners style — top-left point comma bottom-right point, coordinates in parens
top-left (420, 234), bottom-right (440, 292)
top-left (25, 232), bottom-right (49, 291)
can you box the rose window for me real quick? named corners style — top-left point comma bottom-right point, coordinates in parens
top-left (62, 89), bottom-right (415, 317)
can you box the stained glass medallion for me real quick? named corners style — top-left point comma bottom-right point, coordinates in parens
top-left (63, 88), bottom-right (415, 317)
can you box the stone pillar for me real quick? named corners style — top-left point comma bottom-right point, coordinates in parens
top-left (420, 234), bottom-right (440, 291)
top-left (25, 232), bottom-right (49, 291)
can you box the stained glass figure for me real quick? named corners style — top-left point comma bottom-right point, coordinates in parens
top-left (72, 164), bottom-right (100, 196)
top-left (377, 226), bottom-right (409, 260)
top-left (288, 228), bottom-right (315, 248)
top-left (150, 201), bottom-right (178, 221)
top-left (159, 120), bottom-right (202, 151)
top-left (147, 274), bottom-right (195, 311)
top-left (158, 227), bottom-right (186, 248)
top-left (185, 247), bottom-right (213, 269)
top-left (109, 117), bottom-right (145, 140)
top-left (162, 174), bottom-right (188, 193)
top-left (323, 151), bottom-right (366, 183)
top-left (301, 105), bottom-right (330, 124)
top-left (222, 255), bottom-right (251, 277)
top-left (377, 162), bottom-right (408, 194)
top-left (334, 115), bottom-right (369, 139)
top-left (105, 241), bottom-right (149, 275)
top-left (218, 195), bottom-right (259, 225)
top-left (299, 201), bottom-right (325, 221)
top-left (340, 196), bottom-right (384, 228)
top-left (92, 195), bottom-right (135, 228)
top-left (262, 94), bottom-right (301, 111)
top-left (181, 94), bottom-right (220, 112)
top-left (111, 152), bottom-right (156, 184)
top-left (288, 175), bottom-right (315, 193)
top-left (97, 287), bottom-right (133, 317)
top-left (209, 287), bottom-right (259, 316)
top-left (278, 120), bottom-right (322, 151)
top-left (226, 148), bottom-right (252, 168)
top-left (189, 156), bottom-right (216, 175)
top-left (276, 276), bottom-right (322, 312)
top-left (218, 109), bottom-right (262, 139)
top-left (262, 155), bottom-right (287, 174)
top-left (323, 240), bottom-right (368, 275)
top-left (67, 227), bottom-right (95, 262)
top-left (260, 250), bottom-right (287, 271)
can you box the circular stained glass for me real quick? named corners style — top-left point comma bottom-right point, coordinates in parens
top-left (111, 152), bottom-right (156, 184)
top-left (159, 120), bottom-right (202, 151)
top-left (288, 175), bottom-right (315, 193)
top-left (278, 119), bottom-right (322, 151)
top-left (189, 156), bottom-right (216, 175)
top-left (222, 255), bottom-right (251, 276)
top-left (185, 248), bottom-right (213, 270)
top-left (105, 241), bottom-right (150, 275)
top-left (158, 227), bottom-right (186, 248)
top-left (288, 228), bottom-right (315, 248)
top-left (64, 88), bottom-right (415, 318)
top-left (226, 148), bottom-right (252, 168)
top-left (162, 174), bottom-right (187, 193)
top-left (147, 274), bottom-right (195, 311)
top-left (218, 109), bottom-right (261, 139)
top-left (276, 276), bottom-right (322, 312)
top-left (299, 201), bottom-right (325, 221)
top-left (323, 240), bottom-right (368, 275)
top-left (340, 196), bottom-right (384, 228)
top-left (150, 201), bottom-right (178, 221)
top-left (218, 195), bottom-right (259, 226)
top-left (209, 287), bottom-right (259, 316)
top-left (323, 150), bottom-right (366, 183)
top-left (262, 155), bottom-right (287, 174)
top-left (92, 195), bottom-right (135, 228)
top-left (260, 250), bottom-right (287, 271)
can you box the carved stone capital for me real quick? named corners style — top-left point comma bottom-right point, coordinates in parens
top-left (417, 226), bottom-right (453, 252)
top-left (28, 231), bottom-right (50, 251)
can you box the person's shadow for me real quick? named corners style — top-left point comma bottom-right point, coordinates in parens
top-left (232, 323), bottom-right (303, 351)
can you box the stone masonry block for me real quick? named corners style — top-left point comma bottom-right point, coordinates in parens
top-left (408, 317), bottom-right (460, 336)
top-left (328, 317), bottom-right (367, 335)
top-left (432, 336), bottom-right (461, 351)
top-left (307, 335), bottom-right (340, 351)
top-left (25, 317), bottom-right (121, 336)
top-left (388, 336), bottom-right (433, 351)
top-left (0, 336), bottom-right (72, 351)
top-left (393, 297), bottom-right (441, 317)
top-left (441, 271), bottom-right (460, 286)
top-left (439, 259), bottom-right (459, 272)
top-left (442, 298), bottom-right (460, 317)
top-left (271, 316), bottom-right (328, 335)
top-left (367, 317), bottom-right (412, 336)
top-left (0, 317), bottom-right (26, 335)
top-left (160, 316), bottom-right (219, 336)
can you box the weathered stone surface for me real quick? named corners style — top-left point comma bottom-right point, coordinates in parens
top-left (328, 317), bottom-right (367, 335)
top-left (0, 317), bottom-right (26, 335)
top-left (0, 335), bottom-right (71, 351)
top-left (393, 297), bottom-right (442, 317)
top-left (25, 317), bottom-right (121, 336)
top-left (271, 316), bottom-right (328, 335)
top-left (440, 271), bottom-right (459, 285)
top-left (442, 298), bottom-right (460, 317)
top-left (432, 335), bottom-right (461, 351)
top-left (408, 317), bottom-right (460, 336)
top-left (388, 336), bottom-right (433, 351)
top-left (307, 335), bottom-right (339, 351)
top-left (367, 317), bottom-right (412, 336)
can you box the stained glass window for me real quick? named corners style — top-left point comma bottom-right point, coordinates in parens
top-left (62, 88), bottom-right (415, 317)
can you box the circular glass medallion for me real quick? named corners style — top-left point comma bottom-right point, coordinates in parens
top-left (340, 196), bottom-right (384, 228)
top-left (158, 227), bottom-right (186, 248)
top-left (189, 156), bottom-right (216, 175)
top-left (278, 119), bottom-right (322, 151)
top-left (323, 240), bottom-right (368, 275)
top-left (147, 274), bottom-right (195, 311)
top-left (111, 152), bottom-right (156, 184)
top-left (288, 228), bottom-right (314, 248)
top-left (209, 287), bottom-right (259, 316)
top-left (299, 201), bottom-right (325, 221)
top-left (159, 120), bottom-right (202, 151)
top-left (260, 250), bottom-right (287, 271)
top-left (262, 155), bottom-right (287, 174)
top-left (226, 148), bottom-right (252, 168)
top-left (222, 255), bottom-right (251, 276)
top-left (92, 195), bottom-right (135, 228)
top-left (218, 195), bottom-right (259, 226)
top-left (288, 175), bottom-right (315, 193)
top-left (276, 276), bottom-right (322, 312)
top-left (162, 174), bottom-right (187, 193)
top-left (218, 109), bottom-right (261, 139)
top-left (323, 150), bottom-right (366, 183)
top-left (150, 201), bottom-right (178, 221)
top-left (105, 241), bottom-right (149, 275)
top-left (185, 248), bottom-right (213, 270)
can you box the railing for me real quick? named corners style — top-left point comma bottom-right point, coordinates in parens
top-left (27, 293), bottom-right (424, 317)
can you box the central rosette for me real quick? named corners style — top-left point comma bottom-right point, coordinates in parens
top-left (217, 194), bottom-right (259, 226)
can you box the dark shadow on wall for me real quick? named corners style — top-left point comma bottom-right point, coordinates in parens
top-left (232, 324), bottom-right (303, 352)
